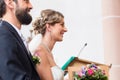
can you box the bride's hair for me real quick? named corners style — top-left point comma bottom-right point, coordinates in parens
top-left (32, 9), bottom-right (64, 35)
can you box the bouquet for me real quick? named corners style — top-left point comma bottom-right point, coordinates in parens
top-left (73, 63), bottom-right (108, 80)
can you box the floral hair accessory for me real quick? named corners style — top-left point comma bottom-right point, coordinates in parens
top-left (38, 17), bottom-right (43, 21)
top-left (32, 53), bottom-right (41, 65)
top-left (74, 63), bottom-right (108, 80)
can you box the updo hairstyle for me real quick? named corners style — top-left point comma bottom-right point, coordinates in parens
top-left (32, 9), bottom-right (64, 35)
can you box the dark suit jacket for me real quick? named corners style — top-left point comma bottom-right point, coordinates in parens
top-left (0, 21), bottom-right (40, 80)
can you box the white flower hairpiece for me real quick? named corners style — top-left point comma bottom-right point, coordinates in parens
top-left (38, 17), bottom-right (43, 21)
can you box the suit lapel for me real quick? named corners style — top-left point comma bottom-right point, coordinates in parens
top-left (1, 21), bottom-right (35, 66)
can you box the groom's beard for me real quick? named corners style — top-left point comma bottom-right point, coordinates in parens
top-left (15, 8), bottom-right (32, 25)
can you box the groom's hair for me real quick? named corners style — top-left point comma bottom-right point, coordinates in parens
top-left (0, 0), bottom-right (6, 18)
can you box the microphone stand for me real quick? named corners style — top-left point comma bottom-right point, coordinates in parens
top-left (77, 43), bottom-right (87, 57)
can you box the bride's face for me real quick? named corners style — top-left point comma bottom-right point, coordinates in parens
top-left (50, 19), bottom-right (67, 41)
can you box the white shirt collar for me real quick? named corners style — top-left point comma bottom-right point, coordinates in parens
top-left (7, 22), bottom-right (29, 51)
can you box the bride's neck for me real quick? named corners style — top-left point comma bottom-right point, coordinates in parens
top-left (41, 38), bottom-right (55, 52)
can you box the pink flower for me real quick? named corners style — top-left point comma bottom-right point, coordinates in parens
top-left (102, 70), bottom-right (106, 75)
top-left (87, 69), bottom-right (94, 75)
top-left (77, 71), bottom-right (83, 77)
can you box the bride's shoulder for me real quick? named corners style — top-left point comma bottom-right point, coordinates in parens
top-left (34, 46), bottom-right (47, 56)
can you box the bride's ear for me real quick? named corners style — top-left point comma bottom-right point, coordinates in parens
top-left (46, 23), bottom-right (51, 32)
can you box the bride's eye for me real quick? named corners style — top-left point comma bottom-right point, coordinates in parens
top-left (60, 23), bottom-right (65, 27)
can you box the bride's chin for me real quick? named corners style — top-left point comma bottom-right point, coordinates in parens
top-left (58, 39), bottom-right (63, 42)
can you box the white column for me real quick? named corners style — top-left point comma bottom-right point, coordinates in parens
top-left (102, 0), bottom-right (120, 80)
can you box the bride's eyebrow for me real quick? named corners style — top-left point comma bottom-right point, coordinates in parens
top-left (24, 0), bottom-right (29, 3)
top-left (60, 21), bottom-right (65, 24)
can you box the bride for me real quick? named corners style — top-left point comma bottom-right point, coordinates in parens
top-left (29, 9), bottom-right (67, 80)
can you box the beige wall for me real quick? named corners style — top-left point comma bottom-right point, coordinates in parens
top-left (102, 0), bottom-right (120, 79)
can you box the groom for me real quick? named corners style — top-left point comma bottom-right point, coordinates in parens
top-left (0, 0), bottom-right (40, 80)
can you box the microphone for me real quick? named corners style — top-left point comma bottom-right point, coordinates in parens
top-left (77, 43), bottom-right (87, 57)
top-left (63, 43), bottom-right (87, 76)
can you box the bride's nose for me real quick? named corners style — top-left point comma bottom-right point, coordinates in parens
top-left (64, 27), bottom-right (68, 32)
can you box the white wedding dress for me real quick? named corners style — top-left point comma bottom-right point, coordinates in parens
top-left (29, 34), bottom-right (64, 80)
top-left (51, 66), bottom-right (64, 80)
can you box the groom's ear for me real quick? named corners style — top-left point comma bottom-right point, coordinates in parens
top-left (4, 0), bottom-right (15, 9)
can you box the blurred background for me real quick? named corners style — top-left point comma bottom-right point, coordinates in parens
top-left (22, 0), bottom-right (103, 66)
top-left (21, 0), bottom-right (120, 79)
